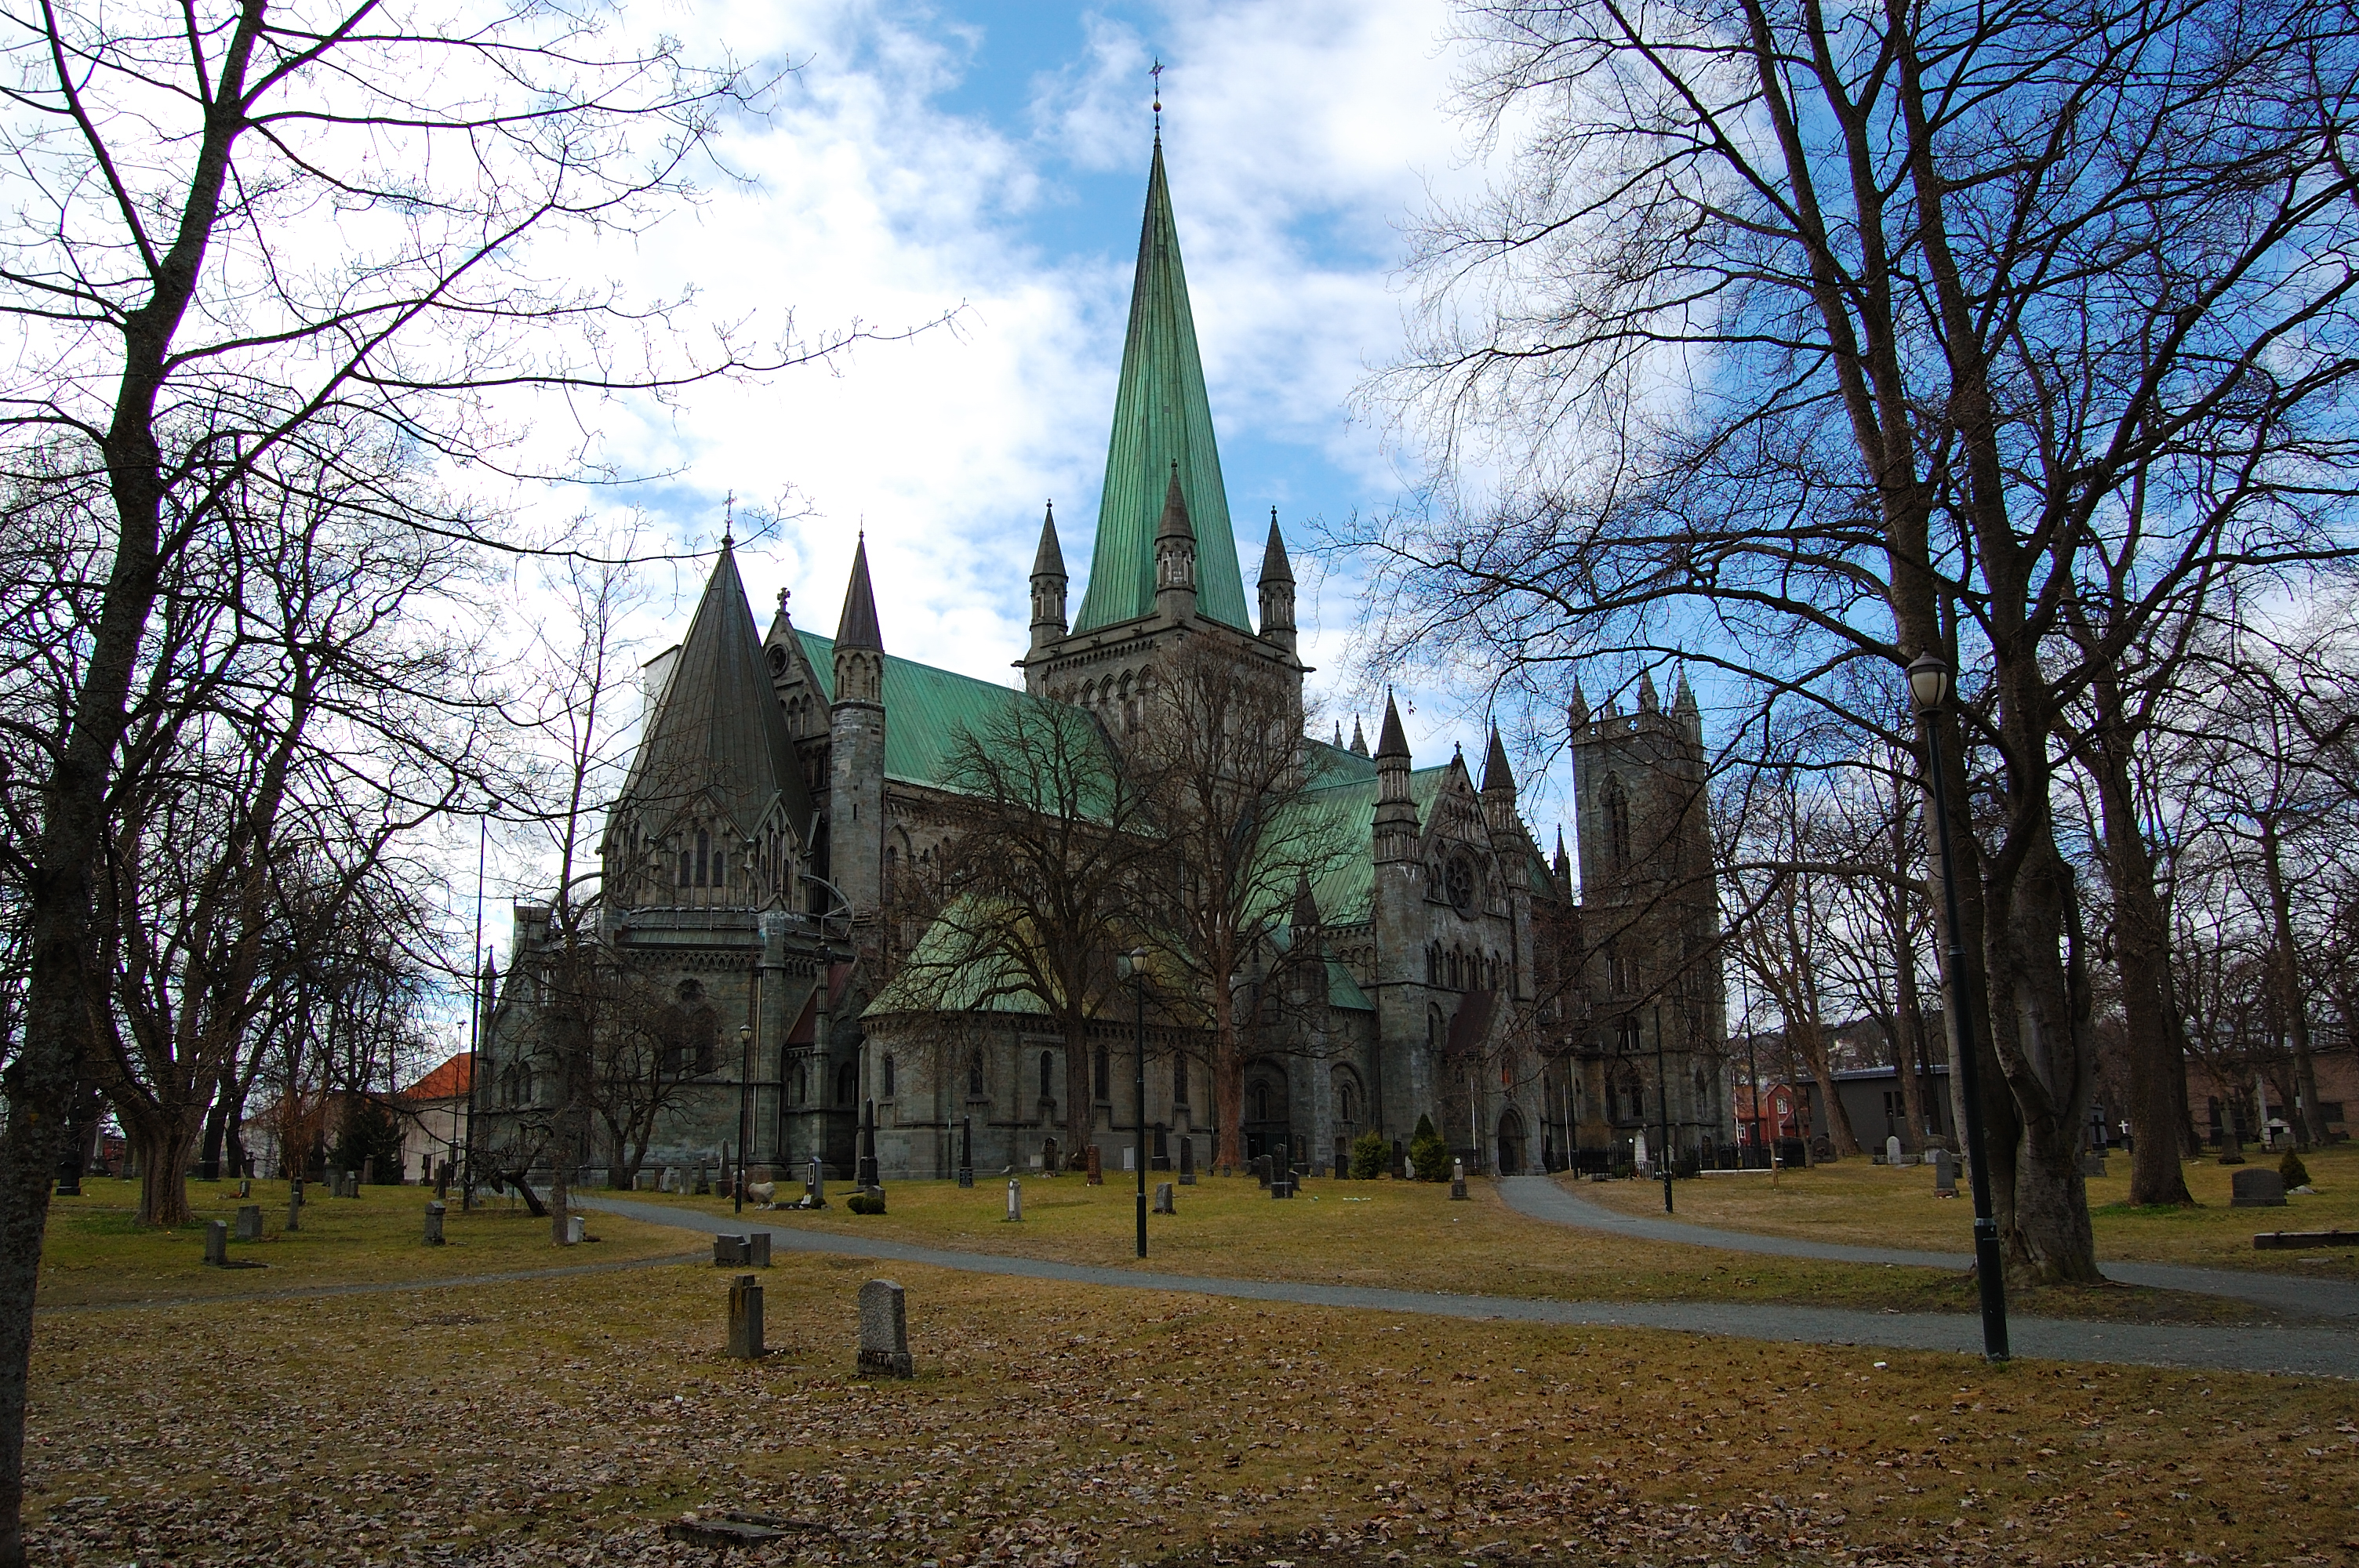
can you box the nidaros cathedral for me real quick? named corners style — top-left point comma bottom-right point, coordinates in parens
top-left (475, 138), bottom-right (1730, 1184)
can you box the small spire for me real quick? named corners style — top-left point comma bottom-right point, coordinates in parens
top-left (1569, 678), bottom-right (1589, 727)
top-left (1673, 667), bottom-right (1698, 714)
top-left (1259, 509), bottom-right (1294, 585)
top-left (1553, 827), bottom-right (1569, 873)
top-left (1349, 715), bottom-right (1369, 757)
top-left (1481, 727), bottom-right (1515, 795)
top-left (1031, 503), bottom-right (1066, 579)
top-left (1156, 461), bottom-right (1192, 544)
top-left (1637, 670), bottom-right (1659, 713)
top-left (1292, 868), bottom-right (1320, 931)
top-left (1333, 720), bottom-right (1344, 747)
top-left (835, 535), bottom-right (882, 651)
top-left (1375, 689), bottom-right (1410, 761)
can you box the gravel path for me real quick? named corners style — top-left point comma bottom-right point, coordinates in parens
top-left (1496, 1174), bottom-right (2359, 1319)
top-left (577, 1195), bottom-right (2359, 1380)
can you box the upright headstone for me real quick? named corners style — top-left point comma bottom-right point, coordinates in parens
top-left (1041, 1137), bottom-right (1059, 1176)
top-left (286, 1194), bottom-right (302, 1232)
top-left (1121, 1145), bottom-right (1136, 1173)
top-left (434, 1161), bottom-right (450, 1200)
top-left (361, 1156), bottom-right (376, 1188)
top-left (661, 1166), bottom-right (681, 1194)
top-left (748, 1231), bottom-right (771, 1268)
top-left (727, 1273), bottom-right (763, 1359)
top-left (234, 1204), bottom-right (263, 1241)
top-left (238, 1177), bottom-right (253, 1200)
top-left (204, 1220), bottom-right (229, 1266)
top-left (1450, 1157), bottom-right (1469, 1201)
top-left (288, 1176), bottom-right (304, 1209)
top-left (1932, 1147), bottom-right (1957, 1196)
top-left (1154, 1181), bottom-right (1175, 1214)
top-left (1255, 1154), bottom-right (1272, 1189)
top-left (1885, 1135), bottom-right (1904, 1168)
top-left (856, 1279), bottom-right (914, 1377)
top-left (1634, 1132), bottom-right (1649, 1175)
top-left (807, 1155), bottom-right (827, 1209)
top-left (1005, 1177), bottom-right (1023, 1222)
top-left (1391, 1139), bottom-right (1408, 1181)
top-left (1085, 1145), bottom-right (1103, 1185)
top-left (1179, 1136), bottom-right (1196, 1186)
top-left (692, 1162), bottom-right (711, 1196)
top-left (714, 1234), bottom-right (748, 1266)
top-left (2230, 1167), bottom-right (2287, 1207)
top-left (566, 1214), bottom-right (586, 1243)
top-left (423, 1201), bottom-right (445, 1245)
top-left (2081, 1152), bottom-right (2108, 1178)
top-left (958, 1116), bottom-right (974, 1189)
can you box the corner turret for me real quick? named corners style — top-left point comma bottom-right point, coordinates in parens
top-left (1348, 716), bottom-right (1369, 757)
top-left (1029, 503), bottom-right (1067, 654)
top-left (1373, 690), bottom-right (1417, 865)
top-left (1257, 508), bottom-right (1296, 655)
top-left (1154, 463), bottom-right (1198, 622)
top-left (1480, 726), bottom-right (1518, 831)
top-left (829, 536), bottom-right (887, 928)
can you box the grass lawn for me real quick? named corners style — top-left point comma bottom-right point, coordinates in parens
top-left (1577, 1146), bottom-right (2359, 1282)
top-left (601, 1172), bottom-right (2284, 1325)
top-left (35, 1178), bottom-right (698, 1308)
top-left (22, 1251), bottom-right (2357, 1567)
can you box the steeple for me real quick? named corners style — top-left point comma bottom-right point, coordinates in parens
top-left (1153, 463), bottom-right (1198, 620)
top-left (1257, 507), bottom-right (1296, 655)
top-left (1373, 690), bottom-right (1417, 862)
top-left (1672, 668), bottom-right (1699, 739)
top-left (1376, 691), bottom-right (1409, 763)
top-left (1029, 503), bottom-right (1067, 653)
top-left (833, 535), bottom-right (884, 704)
top-left (1568, 678), bottom-right (1590, 730)
top-left (1481, 727), bottom-right (1515, 798)
top-left (1348, 716), bottom-right (1369, 757)
top-left (1637, 669), bottom-right (1659, 713)
top-left (1072, 141), bottom-right (1250, 632)
top-left (1552, 828), bottom-right (1572, 894)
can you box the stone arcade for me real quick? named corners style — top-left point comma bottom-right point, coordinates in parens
top-left (474, 136), bottom-right (1731, 1185)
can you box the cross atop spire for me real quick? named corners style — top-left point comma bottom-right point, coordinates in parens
top-left (1151, 57), bottom-right (1163, 138)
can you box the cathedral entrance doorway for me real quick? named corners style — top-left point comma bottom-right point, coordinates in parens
top-left (1241, 1073), bottom-right (1290, 1167)
top-left (1496, 1106), bottom-right (1528, 1175)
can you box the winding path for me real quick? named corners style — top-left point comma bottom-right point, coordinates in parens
top-left (576, 1194), bottom-right (2359, 1381)
top-left (1495, 1175), bottom-right (2359, 1320)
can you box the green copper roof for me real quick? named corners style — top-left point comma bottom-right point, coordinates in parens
top-left (794, 629), bottom-right (1036, 789)
top-left (1073, 141), bottom-right (1251, 633)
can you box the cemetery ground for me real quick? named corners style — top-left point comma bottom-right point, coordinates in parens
top-left (1576, 1147), bottom-right (2359, 1282)
top-left (22, 1191), bottom-right (2358, 1568)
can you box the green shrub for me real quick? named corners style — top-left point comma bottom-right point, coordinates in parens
top-left (2278, 1149), bottom-right (2311, 1189)
top-left (1408, 1115), bottom-right (1450, 1183)
top-left (847, 1191), bottom-right (887, 1215)
top-left (1349, 1130), bottom-right (1389, 1180)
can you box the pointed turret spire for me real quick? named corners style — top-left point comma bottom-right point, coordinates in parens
top-left (1637, 669), bottom-right (1659, 713)
top-left (1553, 828), bottom-right (1570, 877)
top-left (1257, 506), bottom-right (1296, 654)
top-left (1673, 667), bottom-right (1697, 714)
top-left (1349, 716), bottom-right (1369, 757)
top-left (1373, 689), bottom-right (1416, 859)
top-left (1073, 141), bottom-right (1249, 632)
top-left (1259, 508), bottom-right (1294, 585)
top-left (1481, 727), bottom-right (1515, 797)
top-left (836, 535), bottom-right (882, 652)
top-left (1375, 690), bottom-right (1409, 760)
top-left (1154, 462), bottom-right (1198, 620)
top-left (1030, 503), bottom-right (1068, 653)
top-left (1569, 678), bottom-right (1590, 729)
top-left (1333, 721), bottom-right (1344, 747)
top-left (1031, 502), bottom-right (1066, 579)
top-left (1292, 869), bottom-right (1321, 933)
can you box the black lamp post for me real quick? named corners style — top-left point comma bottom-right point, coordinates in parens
top-left (735, 1022), bottom-right (754, 1215)
top-left (1652, 1002), bottom-right (1674, 1214)
top-left (1120, 947), bottom-right (1150, 1258)
top-left (1906, 651), bottom-right (2011, 1363)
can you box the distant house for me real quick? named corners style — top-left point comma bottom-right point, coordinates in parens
top-left (398, 1052), bottom-right (474, 1185)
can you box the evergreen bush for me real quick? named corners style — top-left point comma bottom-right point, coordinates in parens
top-left (1350, 1130), bottom-right (1389, 1180)
top-left (2278, 1148), bottom-right (2311, 1189)
top-left (847, 1191), bottom-right (887, 1215)
top-left (1408, 1115), bottom-right (1449, 1182)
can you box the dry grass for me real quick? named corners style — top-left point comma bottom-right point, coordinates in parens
top-left (612, 1173), bottom-right (2274, 1325)
top-left (35, 1178), bottom-right (696, 1308)
top-left (22, 1253), bottom-right (2358, 1567)
top-left (1577, 1147), bottom-right (2359, 1281)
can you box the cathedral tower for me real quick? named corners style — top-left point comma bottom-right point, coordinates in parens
top-left (829, 538), bottom-right (886, 930)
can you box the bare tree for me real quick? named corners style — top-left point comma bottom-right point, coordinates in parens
top-left (1361, 0), bottom-right (2359, 1283)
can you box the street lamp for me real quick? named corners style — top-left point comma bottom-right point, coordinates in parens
top-left (1118, 946), bottom-right (1150, 1258)
top-left (1652, 1002), bottom-right (1674, 1214)
top-left (736, 1022), bottom-right (754, 1216)
top-left (1906, 651), bottom-right (2011, 1363)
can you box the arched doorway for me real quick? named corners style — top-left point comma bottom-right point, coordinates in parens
top-left (1496, 1106), bottom-right (1528, 1175)
top-left (1241, 1073), bottom-right (1290, 1165)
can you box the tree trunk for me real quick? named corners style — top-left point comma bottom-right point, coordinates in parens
top-left (1064, 1011), bottom-right (1092, 1171)
top-left (2258, 822), bottom-right (2328, 1149)
top-left (2089, 724), bottom-right (2193, 1205)
top-left (198, 1069), bottom-right (233, 1181)
top-left (1792, 1016), bottom-right (1861, 1157)
top-left (131, 1123), bottom-right (199, 1228)
top-left (1212, 962), bottom-right (1243, 1171)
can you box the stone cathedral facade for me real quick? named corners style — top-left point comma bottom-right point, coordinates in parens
top-left (474, 141), bottom-right (1731, 1184)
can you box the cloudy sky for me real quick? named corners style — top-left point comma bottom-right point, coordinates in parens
top-left (582, 0), bottom-right (1485, 753)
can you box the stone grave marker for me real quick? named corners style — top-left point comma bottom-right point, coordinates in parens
top-left (1392, 1139), bottom-right (1408, 1180)
top-left (1255, 1154), bottom-right (1272, 1189)
top-left (807, 1156), bottom-right (827, 1209)
top-left (2081, 1152), bottom-right (2108, 1178)
top-left (566, 1214), bottom-right (586, 1244)
top-left (661, 1167), bottom-right (681, 1194)
top-left (1041, 1137), bottom-right (1060, 1175)
top-left (856, 1279), bottom-right (914, 1377)
top-left (714, 1234), bottom-right (748, 1266)
top-left (234, 1204), bottom-right (263, 1241)
top-left (748, 1232), bottom-right (772, 1268)
top-left (1450, 1157), bottom-right (1470, 1200)
top-left (727, 1273), bottom-right (763, 1359)
top-left (238, 1178), bottom-right (252, 1200)
top-left (1885, 1135), bottom-right (1905, 1167)
top-left (1179, 1136), bottom-right (1196, 1186)
top-left (360, 1156), bottom-right (376, 1188)
top-left (204, 1220), bottom-right (229, 1266)
top-left (2230, 1167), bottom-right (2287, 1207)
top-left (1932, 1148), bottom-right (1957, 1196)
top-left (1121, 1145), bottom-right (1136, 1173)
top-left (1154, 1181), bottom-right (1175, 1214)
top-left (958, 1116), bottom-right (974, 1189)
top-left (693, 1163), bottom-right (711, 1196)
top-left (1005, 1177), bottom-right (1022, 1222)
top-left (289, 1175), bottom-right (304, 1207)
top-left (423, 1201), bottom-right (445, 1245)
top-left (285, 1194), bottom-right (301, 1232)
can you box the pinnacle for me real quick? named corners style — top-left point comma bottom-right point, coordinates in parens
top-left (1481, 727), bottom-right (1515, 794)
top-left (835, 535), bottom-right (883, 651)
top-left (1259, 509), bottom-right (1293, 585)
top-left (1157, 463), bottom-right (1193, 544)
top-left (1376, 691), bottom-right (1409, 760)
top-left (1032, 503), bottom-right (1066, 579)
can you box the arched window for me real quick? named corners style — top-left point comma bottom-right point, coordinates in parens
top-left (1174, 1054), bottom-right (1188, 1106)
top-left (677, 845), bottom-right (691, 887)
top-left (1252, 1082), bottom-right (1272, 1121)
top-left (969, 1053), bottom-right (986, 1097)
top-left (794, 1062), bottom-right (807, 1105)
top-left (837, 1062), bottom-right (857, 1105)
top-left (712, 846), bottom-right (726, 886)
top-left (882, 1054), bottom-right (896, 1098)
top-left (696, 828), bottom-right (711, 887)
top-left (1337, 1080), bottom-right (1355, 1123)
top-left (1093, 1044), bottom-right (1110, 1102)
top-left (1038, 1051), bottom-right (1053, 1099)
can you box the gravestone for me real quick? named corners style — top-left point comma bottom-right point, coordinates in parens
top-left (692, 1163), bottom-right (711, 1196)
top-left (635, 1171), bottom-right (656, 1192)
top-left (1932, 1147), bottom-right (1957, 1196)
top-left (714, 1234), bottom-right (747, 1266)
top-left (204, 1220), bottom-right (228, 1266)
top-left (856, 1279), bottom-right (914, 1377)
top-left (2081, 1152), bottom-right (2108, 1178)
top-left (1121, 1145), bottom-right (1136, 1173)
top-left (1041, 1137), bottom-right (1059, 1176)
top-left (1179, 1137), bottom-right (1196, 1186)
top-left (1005, 1177), bottom-right (1023, 1222)
top-left (565, 1214), bottom-right (586, 1243)
top-left (289, 1175), bottom-right (304, 1208)
top-left (1885, 1135), bottom-right (1905, 1167)
top-left (1270, 1162), bottom-right (1293, 1200)
top-left (661, 1167), bottom-right (681, 1194)
top-left (1085, 1145), bottom-right (1103, 1185)
top-left (434, 1161), bottom-right (450, 1200)
top-left (423, 1201), bottom-right (445, 1245)
top-left (807, 1156), bottom-right (827, 1209)
top-left (286, 1195), bottom-right (302, 1232)
top-left (2230, 1167), bottom-right (2287, 1208)
top-left (1392, 1139), bottom-right (1408, 1181)
top-left (958, 1116), bottom-right (974, 1189)
top-left (1154, 1181), bottom-right (1175, 1214)
top-left (361, 1156), bottom-right (376, 1188)
top-left (234, 1204), bottom-right (263, 1241)
top-left (1255, 1155), bottom-right (1272, 1189)
top-left (727, 1273), bottom-right (763, 1359)
top-left (748, 1232), bottom-right (771, 1268)
top-left (1450, 1157), bottom-right (1469, 1201)
top-left (238, 1178), bottom-right (252, 1200)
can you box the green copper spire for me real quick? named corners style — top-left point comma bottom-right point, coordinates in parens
top-left (1073, 140), bottom-right (1250, 632)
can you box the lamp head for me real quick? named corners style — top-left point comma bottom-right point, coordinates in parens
top-left (739, 1024), bottom-right (754, 1045)
top-left (1906, 652), bottom-right (1951, 714)
top-left (1116, 946), bottom-right (1150, 980)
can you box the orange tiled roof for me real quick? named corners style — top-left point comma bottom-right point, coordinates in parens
top-left (402, 1052), bottom-right (474, 1102)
